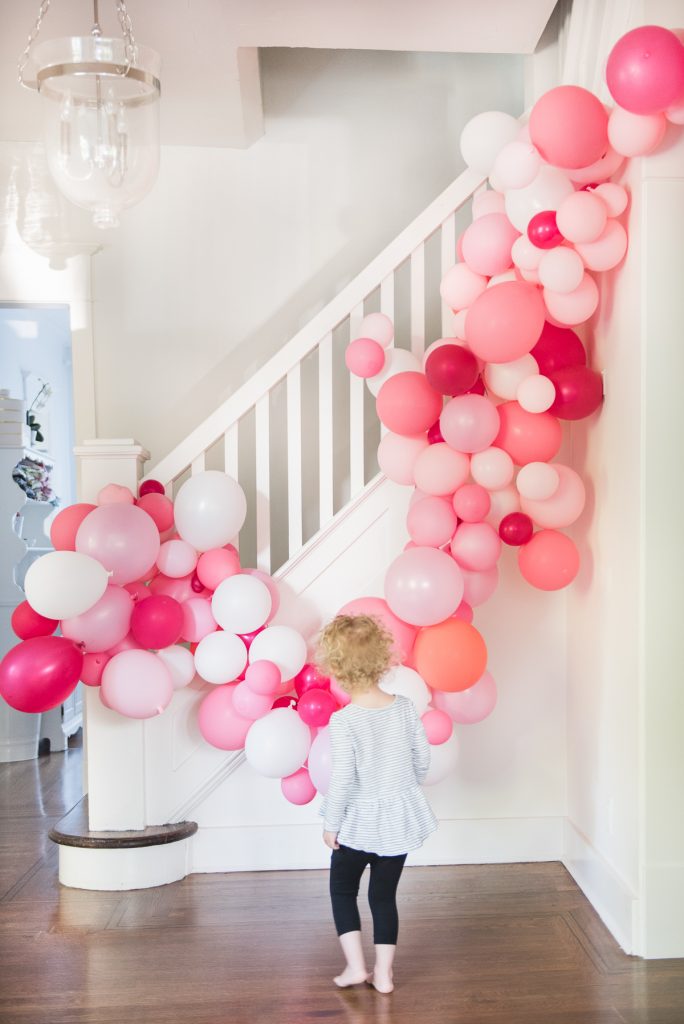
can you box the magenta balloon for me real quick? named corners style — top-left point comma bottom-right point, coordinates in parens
top-left (465, 281), bottom-right (546, 363)
top-left (338, 596), bottom-right (417, 661)
top-left (10, 601), bottom-right (58, 640)
top-left (531, 322), bottom-right (586, 376)
top-left (440, 394), bottom-right (500, 454)
top-left (101, 650), bottom-right (173, 719)
top-left (549, 366), bottom-right (603, 420)
top-left (281, 766), bottom-right (317, 805)
top-left (499, 512), bottom-right (534, 546)
top-left (75, 503), bottom-right (160, 585)
top-left (0, 636), bottom-right (82, 712)
top-left (198, 683), bottom-right (253, 750)
top-left (527, 210), bottom-right (563, 249)
top-left (384, 547), bottom-right (464, 627)
top-left (61, 585), bottom-right (134, 653)
top-left (294, 663), bottom-right (331, 698)
top-left (427, 419), bottom-right (444, 444)
top-left (424, 344), bottom-right (479, 396)
top-left (130, 594), bottom-right (184, 649)
top-left (432, 671), bottom-right (498, 724)
top-left (606, 26), bottom-right (684, 115)
top-left (297, 687), bottom-right (338, 727)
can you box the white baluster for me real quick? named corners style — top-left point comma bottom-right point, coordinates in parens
top-left (410, 242), bottom-right (425, 359)
top-left (441, 212), bottom-right (457, 337)
top-left (349, 303), bottom-right (365, 497)
top-left (380, 274), bottom-right (395, 326)
top-left (286, 365), bottom-right (303, 557)
top-left (319, 332), bottom-right (334, 526)
top-left (191, 452), bottom-right (206, 475)
top-left (255, 394), bottom-right (270, 573)
top-left (224, 423), bottom-right (238, 479)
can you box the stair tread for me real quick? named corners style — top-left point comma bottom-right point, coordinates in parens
top-left (48, 796), bottom-right (197, 849)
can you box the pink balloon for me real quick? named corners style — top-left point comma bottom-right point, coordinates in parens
top-left (413, 442), bottom-right (470, 494)
top-left (245, 660), bottom-right (282, 695)
top-left (294, 663), bottom-right (331, 697)
top-left (329, 678), bottom-right (351, 707)
top-left (337, 596), bottom-right (417, 663)
top-left (556, 192), bottom-right (607, 247)
top-left (574, 221), bottom-right (628, 273)
top-left (50, 503), bottom-right (96, 551)
top-left (157, 539), bottom-right (198, 579)
top-left (11, 601), bottom-right (59, 640)
top-left (345, 337), bottom-right (385, 378)
top-left (452, 600), bottom-right (474, 623)
top-left (433, 671), bottom-right (498, 723)
top-left (61, 585), bottom-right (133, 653)
top-left (407, 496), bottom-right (458, 548)
top-left (567, 146), bottom-right (625, 185)
top-left (384, 547), bottom-right (464, 627)
top-left (440, 394), bottom-right (500, 454)
top-left (135, 493), bottom-right (174, 532)
top-left (80, 651), bottom-right (110, 687)
top-left (298, 687), bottom-right (338, 727)
top-left (150, 572), bottom-right (203, 603)
top-left (452, 484), bottom-right (491, 523)
top-left (124, 580), bottom-right (152, 604)
top-left (376, 372), bottom-right (443, 436)
top-left (243, 569), bottom-right (280, 622)
top-left (460, 565), bottom-right (499, 607)
top-left (465, 282), bottom-right (546, 363)
top-left (520, 464), bottom-right (586, 528)
top-left (544, 274), bottom-right (599, 326)
top-left (130, 594), bottom-right (184, 649)
top-left (107, 632), bottom-right (142, 656)
top-left (101, 650), bottom-right (173, 718)
top-left (0, 636), bottom-right (82, 712)
top-left (527, 210), bottom-right (563, 249)
top-left (606, 25), bottom-right (684, 115)
top-left (472, 190), bottom-right (506, 218)
top-left (281, 766), bottom-right (317, 805)
top-left (494, 401), bottom-right (562, 466)
top-left (450, 522), bottom-right (502, 572)
top-left (180, 597), bottom-right (217, 643)
top-left (518, 529), bottom-right (580, 591)
top-left (196, 547), bottom-right (241, 590)
top-left (233, 681), bottom-right (273, 719)
top-left (421, 708), bottom-right (454, 745)
top-left (198, 683), bottom-right (253, 750)
top-left (97, 483), bottom-right (135, 505)
top-left (461, 213), bottom-right (519, 277)
top-left (377, 432), bottom-right (429, 485)
top-left (76, 503), bottom-right (160, 586)
top-left (529, 86), bottom-right (608, 168)
top-left (440, 262), bottom-right (488, 310)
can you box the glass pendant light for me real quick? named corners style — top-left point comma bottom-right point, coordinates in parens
top-left (18, 0), bottom-right (161, 229)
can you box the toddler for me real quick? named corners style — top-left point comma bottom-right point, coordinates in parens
top-left (316, 614), bottom-right (437, 993)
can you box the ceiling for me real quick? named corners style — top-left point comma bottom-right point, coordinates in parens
top-left (0, 0), bottom-right (559, 148)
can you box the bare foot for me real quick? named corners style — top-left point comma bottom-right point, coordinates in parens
top-left (369, 969), bottom-right (394, 994)
top-left (333, 966), bottom-right (369, 988)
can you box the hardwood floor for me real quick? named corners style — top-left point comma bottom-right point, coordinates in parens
top-left (1, 744), bottom-right (683, 1024)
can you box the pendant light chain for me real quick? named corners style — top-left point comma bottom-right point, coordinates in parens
top-left (116, 0), bottom-right (137, 74)
top-left (17, 0), bottom-right (52, 88)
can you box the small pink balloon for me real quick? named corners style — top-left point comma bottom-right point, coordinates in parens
top-left (461, 565), bottom-right (499, 607)
top-left (180, 597), bottom-right (217, 643)
top-left (198, 683), bottom-right (253, 750)
top-left (245, 659), bottom-right (282, 695)
top-left (135, 493), bottom-right (175, 532)
top-left (80, 652), bottom-right (110, 687)
top-left (452, 600), bottom-right (474, 624)
top-left (527, 210), bottom-right (563, 249)
top-left (433, 671), bottom-right (498, 724)
top-left (407, 496), bottom-right (458, 548)
top-left (97, 483), bottom-right (135, 505)
top-left (101, 650), bottom-right (173, 719)
top-left (281, 766), bottom-right (317, 805)
top-left (450, 522), bottom-right (502, 572)
top-left (61, 585), bottom-right (133, 654)
top-left (376, 372), bottom-right (443, 436)
top-left (440, 394), bottom-right (500, 455)
top-left (421, 709), bottom-right (454, 745)
top-left (233, 681), bottom-right (273, 719)
top-left (157, 539), bottom-right (198, 579)
top-left (294, 663), bottom-right (331, 697)
top-left (346, 337), bottom-right (385, 378)
top-left (196, 547), bottom-right (241, 591)
top-left (413, 443), bottom-right (470, 495)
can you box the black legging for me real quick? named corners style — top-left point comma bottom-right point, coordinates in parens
top-left (329, 845), bottom-right (407, 945)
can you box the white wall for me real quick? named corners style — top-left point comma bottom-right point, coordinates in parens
top-left (90, 47), bottom-right (524, 463)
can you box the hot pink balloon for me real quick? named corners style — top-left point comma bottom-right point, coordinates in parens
top-left (298, 687), bottom-right (338, 728)
top-left (135, 493), bottom-right (174, 532)
top-left (461, 566), bottom-right (499, 607)
top-left (384, 547), bottom-right (464, 627)
top-left (76, 503), bottom-right (160, 586)
top-left (198, 684), bottom-right (253, 750)
top-left (130, 594), bottom-right (184, 649)
top-left (0, 636), bottom-right (83, 712)
top-left (465, 282), bottom-right (546, 363)
top-left (376, 372), bottom-right (443, 436)
top-left (529, 85), bottom-right (608, 168)
top-left (238, 627), bottom-right (265, 650)
top-left (80, 651), bottom-right (110, 687)
top-left (461, 213), bottom-right (520, 277)
top-left (527, 210), bottom-right (563, 249)
top-left (180, 597), bottom-right (217, 643)
top-left (450, 522), bottom-right (502, 572)
top-left (245, 659), bottom-right (282, 695)
top-left (606, 25), bottom-right (684, 115)
top-left (281, 766), bottom-right (317, 805)
top-left (494, 401), bottom-right (562, 466)
top-left (11, 601), bottom-right (58, 640)
top-left (345, 337), bottom-right (385, 378)
top-left (100, 649), bottom-right (173, 719)
top-left (440, 394), bottom-right (500, 454)
top-left (233, 681), bottom-right (273, 720)
top-left (452, 483), bottom-right (490, 523)
top-left (338, 596), bottom-right (418, 662)
top-left (61, 585), bottom-right (133, 653)
top-left (433, 671), bottom-right (498, 724)
top-left (294, 663), bottom-right (331, 698)
top-left (50, 503), bottom-right (96, 551)
top-left (421, 708), bottom-right (453, 745)
top-left (407, 496), bottom-right (458, 548)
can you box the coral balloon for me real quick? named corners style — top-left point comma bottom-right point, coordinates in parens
top-left (424, 344), bottom-right (479, 396)
top-left (465, 282), bottom-right (546, 363)
top-left (421, 709), bottom-right (454, 745)
top-left (76, 503), bottom-right (160, 585)
top-left (80, 651), bottom-right (109, 687)
top-left (414, 619), bottom-right (487, 693)
top-left (0, 636), bottom-right (83, 713)
top-left (531, 322), bottom-right (586, 376)
top-left (529, 85), bottom-right (608, 168)
top-left (346, 337), bottom-right (385, 378)
top-left (198, 684), bottom-right (253, 750)
top-left (384, 547), bottom-right (464, 627)
top-left (50, 503), bottom-right (96, 551)
top-left (100, 650), bottom-right (173, 719)
top-left (337, 596), bottom-right (417, 662)
top-left (606, 25), bottom-right (684, 115)
top-left (549, 366), bottom-right (603, 420)
top-left (494, 401), bottom-right (562, 465)
top-left (130, 594), bottom-right (183, 649)
top-left (11, 601), bottom-right (58, 640)
top-left (518, 529), bottom-right (580, 591)
top-left (527, 210), bottom-right (563, 249)
top-left (376, 372), bottom-right (443, 436)
top-left (499, 512), bottom-right (534, 546)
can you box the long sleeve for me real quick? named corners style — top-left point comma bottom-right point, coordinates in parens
top-left (322, 714), bottom-right (356, 832)
top-left (412, 706), bottom-right (431, 784)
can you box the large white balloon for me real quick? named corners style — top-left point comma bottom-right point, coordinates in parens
top-left (379, 666), bottom-right (431, 715)
top-left (157, 644), bottom-right (196, 690)
top-left (423, 733), bottom-right (459, 786)
top-left (366, 348), bottom-right (421, 397)
top-left (24, 550), bottom-right (109, 620)
top-left (174, 471), bottom-right (246, 552)
top-left (245, 707), bottom-right (312, 778)
top-left (460, 111), bottom-right (519, 175)
top-left (248, 625), bottom-right (307, 682)
top-left (194, 631), bottom-right (247, 685)
top-left (504, 164), bottom-right (574, 233)
top-left (211, 574), bottom-right (272, 635)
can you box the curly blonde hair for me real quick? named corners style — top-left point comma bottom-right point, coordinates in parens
top-left (315, 614), bottom-right (395, 693)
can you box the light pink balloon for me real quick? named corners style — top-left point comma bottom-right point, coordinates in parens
top-left (592, 182), bottom-right (628, 218)
top-left (243, 569), bottom-right (280, 623)
top-left (472, 190), bottom-right (506, 219)
top-left (450, 522), bottom-right (502, 571)
top-left (233, 681), bottom-right (273, 719)
top-left (377, 432), bottom-right (429, 485)
top-left (556, 192), bottom-right (607, 244)
top-left (157, 644), bottom-right (196, 689)
top-left (432, 671), bottom-right (497, 723)
top-left (407, 496), bottom-right (458, 548)
top-left (338, 596), bottom-right (417, 662)
top-left (608, 106), bottom-right (667, 157)
top-left (97, 483), bottom-right (135, 505)
top-left (567, 146), bottom-right (625, 185)
top-left (245, 660), bottom-right (282, 695)
top-left (543, 274), bottom-right (599, 326)
top-left (196, 547), bottom-right (241, 591)
top-left (384, 547), bottom-right (464, 627)
top-left (281, 766), bottom-right (317, 805)
top-left (107, 632), bottom-right (142, 656)
top-left (413, 443), bottom-right (470, 495)
top-left (440, 395), bottom-right (500, 455)
top-left (520, 463), bottom-right (586, 528)
top-left (574, 221), bottom-right (628, 272)
top-left (101, 650), bottom-right (173, 719)
top-left (492, 140), bottom-right (541, 189)
top-left (157, 539), bottom-right (198, 579)
top-left (421, 709), bottom-right (454, 745)
top-left (346, 337), bottom-right (385, 378)
top-left (61, 585), bottom-right (133, 654)
top-left (76, 503), bottom-right (160, 586)
top-left (440, 263), bottom-right (488, 311)
top-left (460, 565), bottom-right (499, 607)
top-left (198, 683), bottom-right (253, 750)
top-left (359, 312), bottom-right (394, 348)
top-left (461, 213), bottom-right (520, 277)
top-left (538, 248), bottom-right (585, 294)
top-left (516, 462), bottom-right (560, 501)
top-left (149, 572), bottom-right (203, 603)
top-left (484, 485), bottom-right (521, 528)
top-left (452, 483), bottom-right (491, 523)
top-left (511, 234), bottom-right (544, 271)
top-left (470, 446), bottom-right (514, 490)
top-left (307, 727), bottom-right (332, 794)
top-left (180, 597), bottom-right (217, 643)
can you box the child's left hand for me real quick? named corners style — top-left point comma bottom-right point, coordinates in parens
top-left (323, 830), bottom-right (340, 850)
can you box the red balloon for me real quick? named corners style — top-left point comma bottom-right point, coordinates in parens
top-left (427, 419), bottom-right (444, 445)
top-left (531, 322), bottom-right (586, 376)
top-left (549, 366), bottom-right (603, 420)
top-left (425, 344), bottom-right (479, 396)
top-left (297, 687), bottom-right (338, 727)
top-left (0, 636), bottom-right (83, 712)
top-left (139, 479), bottom-right (165, 497)
top-left (527, 210), bottom-right (563, 249)
top-left (499, 512), bottom-right (534, 546)
top-left (11, 601), bottom-right (58, 640)
top-left (467, 375), bottom-right (486, 396)
top-left (294, 663), bottom-right (331, 698)
top-left (130, 595), bottom-right (184, 649)
top-left (50, 503), bottom-right (96, 551)
top-left (81, 652), bottom-right (110, 687)
top-left (272, 695), bottom-right (298, 710)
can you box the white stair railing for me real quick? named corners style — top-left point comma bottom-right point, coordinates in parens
top-left (145, 167), bottom-right (487, 574)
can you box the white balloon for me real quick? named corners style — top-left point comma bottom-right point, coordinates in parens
top-left (492, 140), bottom-right (541, 190)
top-left (366, 348), bottom-right (421, 397)
top-left (248, 625), bottom-right (307, 682)
top-left (379, 666), bottom-right (431, 715)
top-left (307, 727), bottom-right (332, 795)
top-left (245, 707), bottom-right (312, 778)
top-left (511, 234), bottom-right (544, 271)
top-left (460, 111), bottom-right (519, 175)
top-left (538, 247), bottom-right (585, 293)
top-left (359, 313), bottom-right (394, 348)
top-left (423, 733), bottom-right (459, 786)
top-left (194, 631), bottom-right (247, 685)
top-left (157, 644), bottom-right (197, 690)
top-left (516, 462), bottom-right (560, 501)
top-left (211, 574), bottom-right (272, 635)
top-left (174, 471), bottom-right (247, 552)
top-left (517, 374), bottom-right (556, 413)
top-left (484, 354), bottom-right (538, 399)
top-left (24, 550), bottom-right (109, 620)
top-left (505, 164), bottom-right (574, 233)
top-left (484, 485), bottom-right (520, 528)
